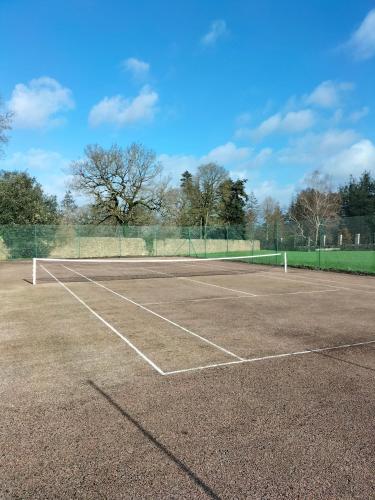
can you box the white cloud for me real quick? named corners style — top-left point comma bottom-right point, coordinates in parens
top-left (201, 142), bottom-right (250, 164)
top-left (159, 142), bottom-right (264, 180)
top-left (7, 77), bottom-right (74, 129)
top-left (158, 153), bottom-right (198, 177)
top-left (89, 86), bottom-right (158, 127)
top-left (234, 127), bottom-right (253, 140)
top-left (278, 129), bottom-right (359, 165)
top-left (122, 57), bottom-right (150, 80)
top-left (321, 139), bottom-right (375, 180)
top-left (201, 20), bottom-right (229, 46)
top-left (1, 148), bottom-right (72, 197)
top-left (252, 180), bottom-right (296, 207)
top-left (344, 9), bottom-right (375, 60)
top-left (348, 106), bottom-right (369, 123)
top-left (305, 80), bottom-right (354, 108)
top-left (3, 148), bottom-right (70, 172)
top-left (252, 109), bottom-right (315, 140)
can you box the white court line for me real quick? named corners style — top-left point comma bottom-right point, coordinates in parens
top-left (62, 265), bottom-right (244, 361)
top-left (142, 288), bottom-right (340, 306)
top-left (258, 271), bottom-right (375, 295)
top-left (130, 264), bottom-right (259, 298)
top-left (164, 339), bottom-right (375, 375)
top-left (179, 276), bottom-right (258, 296)
top-left (287, 270), bottom-right (375, 291)
top-left (39, 265), bottom-right (165, 375)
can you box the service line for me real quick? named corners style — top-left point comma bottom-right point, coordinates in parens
top-left (164, 339), bottom-right (375, 375)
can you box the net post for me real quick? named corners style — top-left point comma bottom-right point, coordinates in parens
top-left (284, 252), bottom-right (288, 273)
top-left (32, 258), bottom-right (36, 285)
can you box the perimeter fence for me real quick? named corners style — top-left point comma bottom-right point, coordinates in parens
top-left (0, 214), bottom-right (374, 274)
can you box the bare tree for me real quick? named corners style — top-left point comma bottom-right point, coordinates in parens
top-left (0, 97), bottom-right (12, 157)
top-left (196, 163), bottom-right (228, 229)
top-left (70, 143), bottom-right (167, 224)
top-left (261, 196), bottom-right (283, 241)
top-left (245, 191), bottom-right (259, 226)
top-left (289, 170), bottom-right (341, 245)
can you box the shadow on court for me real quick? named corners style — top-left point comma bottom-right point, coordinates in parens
top-left (313, 350), bottom-right (375, 373)
top-left (87, 380), bottom-right (221, 500)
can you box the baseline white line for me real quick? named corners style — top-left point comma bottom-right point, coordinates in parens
top-left (142, 288), bottom-right (340, 306)
top-left (62, 265), bottom-right (244, 361)
top-left (40, 265), bottom-right (165, 375)
top-left (164, 339), bottom-right (375, 375)
top-left (258, 271), bottom-right (375, 294)
top-left (287, 271), bottom-right (375, 291)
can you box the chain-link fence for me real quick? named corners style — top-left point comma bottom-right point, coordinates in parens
top-left (0, 224), bottom-right (260, 260)
top-left (0, 215), bottom-right (374, 273)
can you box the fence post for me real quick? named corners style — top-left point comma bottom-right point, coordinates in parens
top-left (34, 225), bottom-right (37, 258)
top-left (339, 234), bottom-right (343, 246)
top-left (226, 225), bottom-right (229, 255)
top-left (77, 226), bottom-right (80, 258)
top-left (355, 233), bottom-right (360, 246)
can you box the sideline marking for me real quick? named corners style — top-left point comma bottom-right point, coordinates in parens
top-left (142, 288), bottom-right (340, 306)
top-left (62, 265), bottom-right (244, 361)
top-left (288, 270), bottom-right (375, 291)
top-left (164, 339), bottom-right (375, 375)
top-left (259, 271), bottom-right (375, 294)
top-left (40, 265), bottom-right (165, 375)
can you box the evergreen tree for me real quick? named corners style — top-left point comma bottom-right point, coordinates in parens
top-left (340, 171), bottom-right (375, 217)
top-left (218, 179), bottom-right (248, 225)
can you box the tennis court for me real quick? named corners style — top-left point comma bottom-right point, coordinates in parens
top-left (1, 255), bottom-right (374, 498)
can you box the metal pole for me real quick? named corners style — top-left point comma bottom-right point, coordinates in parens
top-left (284, 252), bottom-right (288, 273)
top-left (32, 258), bottom-right (36, 285)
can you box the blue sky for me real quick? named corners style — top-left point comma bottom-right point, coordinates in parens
top-left (1, 0), bottom-right (375, 206)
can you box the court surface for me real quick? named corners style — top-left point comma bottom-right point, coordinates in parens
top-left (1, 259), bottom-right (374, 498)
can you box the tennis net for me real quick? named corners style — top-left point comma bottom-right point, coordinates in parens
top-left (32, 253), bottom-right (286, 285)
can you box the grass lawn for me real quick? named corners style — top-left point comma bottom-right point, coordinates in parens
top-left (196, 249), bottom-right (375, 275)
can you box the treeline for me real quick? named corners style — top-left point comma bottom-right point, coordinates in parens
top-left (0, 141), bottom-right (374, 238)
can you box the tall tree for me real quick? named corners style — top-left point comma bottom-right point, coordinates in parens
top-left (261, 196), bottom-right (284, 241)
top-left (246, 191), bottom-right (259, 226)
top-left (0, 97), bottom-right (12, 157)
top-left (196, 163), bottom-right (228, 227)
top-left (60, 190), bottom-right (78, 224)
top-left (178, 170), bottom-right (201, 226)
top-left (289, 170), bottom-right (341, 245)
top-left (0, 170), bottom-right (59, 225)
top-left (70, 143), bottom-right (166, 224)
top-left (218, 178), bottom-right (248, 225)
top-left (340, 171), bottom-right (375, 217)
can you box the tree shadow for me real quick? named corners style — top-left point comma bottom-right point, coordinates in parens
top-left (313, 350), bottom-right (375, 373)
top-left (87, 380), bottom-right (221, 500)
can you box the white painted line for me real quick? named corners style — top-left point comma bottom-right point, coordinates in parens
top-left (62, 265), bottom-right (244, 361)
top-left (258, 271), bottom-right (375, 294)
top-left (180, 276), bottom-right (258, 296)
top-left (287, 271), bottom-right (375, 291)
top-left (142, 288), bottom-right (340, 306)
top-left (40, 265), bottom-right (165, 375)
top-left (164, 359), bottom-right (246, 375)
top-left (134, 262), bottom-right (258, 296)
top-left (163, 339), bottom-right (375, 376)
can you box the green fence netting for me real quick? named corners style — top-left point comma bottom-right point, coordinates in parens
top-left (0, 216), bottom-right (374, 274)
